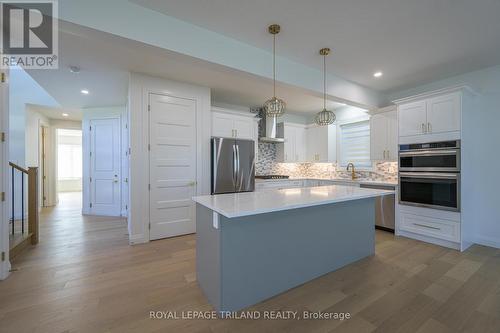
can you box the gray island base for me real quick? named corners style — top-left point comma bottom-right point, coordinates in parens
top-left (196, 198), bottom-right (376, 313)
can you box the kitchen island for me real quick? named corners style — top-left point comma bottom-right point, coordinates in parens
top-left (192, 185), bottom-right (393, 312)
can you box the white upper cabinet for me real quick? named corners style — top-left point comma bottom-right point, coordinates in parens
top-left (212, 108), bottom-right (257, 140)
top-left (426, 92), bottom-right (461, 134)
top-left (277, 123), bottom-right (307, 162)
top-left (371, 109), bottom-right (398, 161)
top-left (398, 100), bottom-right (427, 137)
top-left (212, 112), bottom-right (236, 138)
top-left (397, 91), bottom-right (462, 142)
top-left (306, 124), bottom-right (336, 162)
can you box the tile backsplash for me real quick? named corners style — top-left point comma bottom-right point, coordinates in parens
top-left (256, 142), bottom-right (398, 182)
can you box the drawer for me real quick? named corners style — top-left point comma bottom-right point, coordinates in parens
top-left (255, 180), bottom-right (303, 191)
top-left (399, 212), bottom-right (460, 243)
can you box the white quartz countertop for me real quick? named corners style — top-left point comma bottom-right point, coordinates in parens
top-left (192, 185), bottom-right (394, 218)
top-left (255, 177), bottom-right (398, 187)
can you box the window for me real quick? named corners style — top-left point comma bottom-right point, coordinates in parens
top-left (339, 120), bottom-right (371, 168)
top-left (57, 129), bottom-right (82, 180)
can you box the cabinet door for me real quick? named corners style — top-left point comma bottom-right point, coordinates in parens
top-left (370, 113), bottom-right (387, 160)
top-left (283, 125), bottom-right (296, 162)
top-left (398, 101), bottom-right (427, 137)
top-left (427, 93), bottom-right (461, 134)
top-left (315, 126), bottom-right (328, 162)
top-left (295, 127), bottom-right (307, 161)
top-left (233, 118), bottom-right (253, 140)
top-left (306, 127), bottom-right (317, 162)
top-left (386, 111), bottom-right (398, 161)
top-left (212, 113), bottom-right (234, 138)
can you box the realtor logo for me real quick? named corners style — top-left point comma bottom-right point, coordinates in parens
top-left (1, 0), bottom-right (58, 69)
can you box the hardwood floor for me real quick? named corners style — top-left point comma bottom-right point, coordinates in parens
top-left (1, 194), bottom-right (500, 332)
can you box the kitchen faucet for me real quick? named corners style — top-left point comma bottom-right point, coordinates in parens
top-left (346, 163), bottom-right (357, 180)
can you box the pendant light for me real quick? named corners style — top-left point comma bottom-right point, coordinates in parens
top-left (264, 24), bottom-right (286, 117)
top-left (315, 48), bottom-right (336, 126)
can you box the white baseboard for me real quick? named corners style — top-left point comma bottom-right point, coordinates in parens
top-left (474, 235), bottom-right (500, 249)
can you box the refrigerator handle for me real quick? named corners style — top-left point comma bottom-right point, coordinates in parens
top-left (232, 144), bottom-right (237, 187)
top-left (235, 144), bottom-right (241, 190)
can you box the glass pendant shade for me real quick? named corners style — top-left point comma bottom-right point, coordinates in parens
top-left (315, 47), bottom-right (336, 126)
top-left (264, 96), bottom-right (286, 117)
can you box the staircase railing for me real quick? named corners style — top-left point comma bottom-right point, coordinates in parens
top-left (9, 162), bottom-right (39, 253)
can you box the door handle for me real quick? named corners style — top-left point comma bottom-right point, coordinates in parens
top-left (386, 150), bottom-right (390, 159)
top-left (188, 181), bottom-right (197, 186)
top-left (427, 122), bottom-right (432, 133)
top-left (421, 123), bottom-right (426, 133)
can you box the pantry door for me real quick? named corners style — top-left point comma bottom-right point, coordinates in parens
top-left (149, 93), bottom-right (197, 240)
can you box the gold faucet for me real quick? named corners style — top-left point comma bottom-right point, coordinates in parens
top-left (346, 163), bottom-right (357, 180)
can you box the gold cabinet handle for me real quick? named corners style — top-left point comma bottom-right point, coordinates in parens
top-left (427, 122), bottom-right (432, 133)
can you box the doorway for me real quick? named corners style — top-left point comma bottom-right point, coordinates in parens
top-left (56, 129), bottom-right (83, 209)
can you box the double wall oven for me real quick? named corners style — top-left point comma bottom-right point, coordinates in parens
top-left (399, 141), bottom-right (460, 212)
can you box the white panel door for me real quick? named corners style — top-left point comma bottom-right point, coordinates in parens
top-left (149, 93), bottom-right (197, 240)
top-left (398, 101), bottom-right (427, 137)
top-left (427, 93), bottom-right (461, 134)
top-left (90, 118), bottom-right (121, 216)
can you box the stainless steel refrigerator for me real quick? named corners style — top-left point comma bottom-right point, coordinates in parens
top-left (211, 137), bottom-right (255, 194)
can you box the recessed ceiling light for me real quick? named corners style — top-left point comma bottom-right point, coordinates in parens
top-left (373, 71), bottom-right (383, 78)
top-left (62, 113), bottom-right (69, 117)
top-left (81, 89), bottom-right (89, 95)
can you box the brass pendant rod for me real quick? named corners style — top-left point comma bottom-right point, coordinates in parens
top-left (273, 33), bottom-right (276, 98)
top-left (323, 53), bottom-right (326, 110)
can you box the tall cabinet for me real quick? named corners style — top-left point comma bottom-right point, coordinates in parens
top-left (393, 86), bottom-right (475, 252)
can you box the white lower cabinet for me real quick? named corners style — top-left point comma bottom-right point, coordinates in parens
top-left (399, 212), bottom-right (460, 243)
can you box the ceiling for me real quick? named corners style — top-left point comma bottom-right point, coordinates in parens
top-left (26, 22), bottom-right (346, 116)
top-left (27, 104), bottom-right (83, 121)
top-left (131, 0), bottom-right (500, 93)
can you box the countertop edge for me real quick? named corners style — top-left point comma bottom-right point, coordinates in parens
top-left (193, 190), bottom-right (394, 219)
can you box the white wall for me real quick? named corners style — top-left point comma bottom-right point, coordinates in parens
top-left (82, 106), bottom-right (127, 216)
top-left (128, 73), bottom-right (210, 244)
top-left (25, 106), bottom-right (50, 208)
top-left (390, 64), bottom-right (500, 249)
top-left (9, 68), bottom-right (59, 219)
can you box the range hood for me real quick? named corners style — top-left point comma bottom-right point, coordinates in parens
top-left (259, 114), bottom-right (285, 143)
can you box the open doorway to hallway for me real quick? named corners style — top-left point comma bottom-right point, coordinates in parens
top-left (56, 129), bottom-right (83, 210)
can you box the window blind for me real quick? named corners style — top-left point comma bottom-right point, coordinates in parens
top-left (339, 120), bottom-right (371, 167)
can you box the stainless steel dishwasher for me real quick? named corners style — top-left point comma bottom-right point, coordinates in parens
top-left (360, 184), bottom-right (396, 232)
